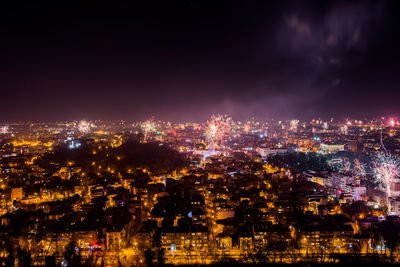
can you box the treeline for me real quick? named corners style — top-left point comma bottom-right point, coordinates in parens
top-left (266, 152), bottom-right (331, 173)
top-left (36, 138), bottom-right (188, 175)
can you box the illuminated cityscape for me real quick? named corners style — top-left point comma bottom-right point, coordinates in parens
top-left (1, 118), bottom-right (400, 265)
top-left (2, 1), bottom-right (400, 266)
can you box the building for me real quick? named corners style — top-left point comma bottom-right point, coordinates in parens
top-left (161, 226), bottom-right (209, 264)
top-left (256, 147), bottom-right (288, 158)
top-left (347, 140), bottom-right (358, 152)
top-left (10, 187), bottom-right (23, 202)
top-left (320, 142), bottom-right (345, 153)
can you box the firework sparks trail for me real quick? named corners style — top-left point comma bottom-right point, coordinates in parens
top-left (205, 123), bottom-right (218, 150)
top-left (352, 159), bottom-right (366, 177)
top-left (205, 114), bottom-right (232, 152)
top-left (328, 157), bottom-right (351, 174)
top-left (327, 158), bottom-right (341, 171)
top-left (341, 158), bottom-right (351, 173)
top-left (141, 117), bottom-right (156, 141)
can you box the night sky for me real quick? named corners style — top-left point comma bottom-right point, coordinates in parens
top-left (1, 0), bottom-right (400, 122)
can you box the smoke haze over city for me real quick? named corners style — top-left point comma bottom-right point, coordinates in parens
top-left (1, 0), bottom-right (400, 122)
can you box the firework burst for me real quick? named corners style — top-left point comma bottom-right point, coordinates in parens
top-left (0, 126), bottom-right (9, 134)
top-left (141, 118), bottom-right (156, 141)
top-left (373, 152), bottom-right (400, 199)
top-left (77, 120), bottom-right (94, 134)
top-left (290, 119), bottom-right (299, 132)
top-left (204, 114), bottom-right (232, 152)
top-left (244, 124), bottom-right (251, 133)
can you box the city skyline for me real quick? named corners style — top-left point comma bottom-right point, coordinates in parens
top-left (1, 115), bottom-right (400, 265)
